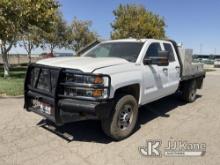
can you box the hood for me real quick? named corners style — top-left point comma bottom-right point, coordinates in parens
top-left (36, 57), bottom-right (129, 72)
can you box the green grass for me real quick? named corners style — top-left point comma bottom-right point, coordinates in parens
top-left (0, 66), bottom-right (27, 96)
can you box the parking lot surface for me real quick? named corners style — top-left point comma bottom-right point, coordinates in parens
top-left (0, 69), bottom-right (220, 165)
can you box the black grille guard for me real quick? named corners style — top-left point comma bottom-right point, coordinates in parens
top-left (24, 63), bottom-right (111, 124)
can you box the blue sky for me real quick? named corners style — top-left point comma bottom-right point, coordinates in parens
top-left (12, 0), bottom-right (220, 54)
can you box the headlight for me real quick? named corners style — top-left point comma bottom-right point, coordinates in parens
top-left (62, 72), bottom-right (110, 100)
top-left (64, 88), bottom-right (109, 98)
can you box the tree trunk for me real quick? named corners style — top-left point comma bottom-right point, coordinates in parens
top-left (0, 41), bottom-right (13, 78)
top-left (28, 51), bottom-right (32, 64)
top-left (2, 52), bottom-right (9, 78)
top-left (50, 44), bottom-right (54, 54)
top-left (23, 35), bottom-right (33, 64)
top-left (27, 40), bottom-right (32, 64)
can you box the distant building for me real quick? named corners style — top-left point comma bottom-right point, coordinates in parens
top-left (193, 54), bottom-right (220, 60)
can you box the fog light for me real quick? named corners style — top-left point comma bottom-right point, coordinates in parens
top-left (92, 89), bottom-right (103, 97)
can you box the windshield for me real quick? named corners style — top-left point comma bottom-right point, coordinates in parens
top-left (83, 42), bottom-right (144, 62)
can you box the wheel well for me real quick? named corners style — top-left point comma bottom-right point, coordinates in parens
top-left (114, 84), bottom-right (140, 102)
top-left (179, 77), bottom-right (204, 91)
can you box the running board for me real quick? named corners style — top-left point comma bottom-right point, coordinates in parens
top-left (38, 119), bottom-right (74, 142)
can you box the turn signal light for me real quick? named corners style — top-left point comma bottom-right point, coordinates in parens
top-left (94, 76), bottom-right (104, 84)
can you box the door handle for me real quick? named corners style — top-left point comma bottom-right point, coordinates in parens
top-left (175, 66), bottom-right (180, 69)
top-left (163, 68), bottom-right (168, 72)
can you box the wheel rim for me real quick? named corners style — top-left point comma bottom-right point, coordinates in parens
top-left (117, 104), bottom-right (134, 130)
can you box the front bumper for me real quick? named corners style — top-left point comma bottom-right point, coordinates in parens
top-left (24, 64), bottom-right (114, 125)
top-left (26, 94), bottom-right (114, 125)
top-left (58, 99), bottom-right (114, 123)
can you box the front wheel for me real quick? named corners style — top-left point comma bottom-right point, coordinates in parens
top-left (101, 95), bottom-right (138, 141)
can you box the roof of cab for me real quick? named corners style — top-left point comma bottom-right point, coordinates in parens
top-left (103, 38), bottom-right (147, 43)
top-left (102, 38), bottom-right (168, 43)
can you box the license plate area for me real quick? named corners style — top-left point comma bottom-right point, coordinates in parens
top-left (31, 98), bottom-right (54, 116)
top-left (26, 90), bottom-right (57, 123)
top-left (32, 99), bottom-right (51, 115)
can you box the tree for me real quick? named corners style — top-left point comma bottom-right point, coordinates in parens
top-left (68, 17), bottom-right (98, 53)
top-left (0, 0), bottom-right (59, 77)
top-left (111, 4), bottom-right (166, 39)
top-left (42, 12), bottom-right (68, 54)
top-left (20, 26), bottom-right (42, 63)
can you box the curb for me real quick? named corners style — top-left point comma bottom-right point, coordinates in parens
top-left (0, 95), bottom-right (24, 99)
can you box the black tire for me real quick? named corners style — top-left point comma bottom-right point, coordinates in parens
top-left (181, 80), bottom-right (197, 103)
top-left (101, 95), bottom-right (138, 141)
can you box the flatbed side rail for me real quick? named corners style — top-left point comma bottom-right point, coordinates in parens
top-left (181, 71), bottom-right (206, 81)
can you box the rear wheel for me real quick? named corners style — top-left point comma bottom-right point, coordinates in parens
top-left (181, 80), bottom-right (197, 103)
top-left (101, 95), bottom-right (138, 141)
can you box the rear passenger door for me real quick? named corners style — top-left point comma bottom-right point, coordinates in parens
top-left (162, 42), bottom-right (180, 94)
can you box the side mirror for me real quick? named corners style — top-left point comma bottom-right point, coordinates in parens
top-left (143, 51), bottom-right (169, 66)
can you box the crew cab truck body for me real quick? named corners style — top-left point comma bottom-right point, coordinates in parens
top-left (24, 39), bottom-right (205, 140)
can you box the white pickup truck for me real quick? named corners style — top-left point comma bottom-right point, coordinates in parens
top-left (24, 39), bottom-right (205, 140)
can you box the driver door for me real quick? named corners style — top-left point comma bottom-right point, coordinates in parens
top-left (142, 42), bottom-right (169, 104)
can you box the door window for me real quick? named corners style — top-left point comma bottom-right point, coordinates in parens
top-left (145, 43), bottom-right (162, 58)
top-left (163, 43), bottom-right (175, 62)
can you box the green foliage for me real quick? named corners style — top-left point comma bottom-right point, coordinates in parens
top-left (68, 17), bottom-right (98, 52)
top-left (0, 0), bottom-right (59, 77)
top-left (41, 12), bottom-right (69, 53)
top-left (0, 0), bottom-right (59, 42)
top-left (111, 4), bottom-right (166, 39)
top-left (19, 26), bottom-right (42, 63)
